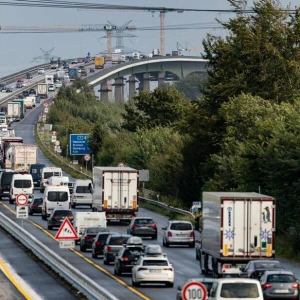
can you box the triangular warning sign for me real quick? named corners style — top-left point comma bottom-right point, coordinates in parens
top-left (55, 218), bottom-right (79, 240)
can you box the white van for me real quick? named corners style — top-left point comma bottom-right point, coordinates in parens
top-left (71, 179), bottom-right (93, 208)
top-left (47, 176), bottom-right (69, 186)
top-left (9, 174), bottom-right (34, 204)
top-left (73, 211), bottom-right (106, 244)
top-left (41, 185), bottom-right (70, 220)
top-left (40, 167), bottom-right (62, 192)
top-left (209, 278), bottom-right (264, 300)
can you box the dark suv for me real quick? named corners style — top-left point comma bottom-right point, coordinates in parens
top-left (91, 231), bottom-right (119, 258)
top-left (47, 209), bottom-right (74, 230)
top-left (114, 236), bottom-right (144, 275)
top-left (29, 163), bottom-right (45, 188)
top-left (0, 171), bottom-right (18, 200)
top-left (80, 227), bottom-right (109, 252)
top-left (103, 234), bottom-right (131, 264)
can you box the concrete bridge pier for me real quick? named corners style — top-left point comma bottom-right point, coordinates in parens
top-left (142, 73), bottom-right (150, 92)
top-left (113, 77), bottom-right (125, 102)
top-left (98, 82), bottom-right (111, 102)
top-left (158, 71), bottom-right (165, 87)
top-left (127, 75), bottom-right (138, 100)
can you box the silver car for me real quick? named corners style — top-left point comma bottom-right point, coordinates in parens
top-left (162, 220), bottom-right (195, 248)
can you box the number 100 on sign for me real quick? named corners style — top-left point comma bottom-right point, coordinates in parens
top-left (182, 282), bottom-right (207, 300)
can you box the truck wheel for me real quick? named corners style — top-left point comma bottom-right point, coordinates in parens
top-left (200, 253), bottom-right (208, 275)
top-left (92, 251), bottom-right (97, 258)
top-left (80, 245), bottom-right (86, 252)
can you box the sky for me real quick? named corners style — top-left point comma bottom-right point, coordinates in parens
top-left (0, 0), bottom-right (299, 77)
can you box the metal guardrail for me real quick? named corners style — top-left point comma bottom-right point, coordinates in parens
top-left (0, 213), bottom-right (119, 300)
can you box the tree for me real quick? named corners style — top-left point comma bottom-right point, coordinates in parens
top-left (202, 0), bottom-right (300, 115)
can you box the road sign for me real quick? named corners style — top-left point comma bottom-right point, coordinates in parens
top-left (59, 240), bottom-right (75, 249)
top-left (51, 135), bottom-right (57, 143)
top-left (182, 282), bottom-right (208, 300)
top-left (55, 218), bottom-right (79, 240)
top-left (84, 154), bottom-right (91, 161)
top-left (117, 162), bottom-right (126, 167)
top-left (43, 102), bottom-right (48, 108)
top-left (16, 206), bottom-right (28, 219)
top-left (52, 131), bottom-right (57, 136)
top-left (193, 202), bottom-right (202, 208)
top-left (69, 134), bottom-right (90, 155)
top-left (16, 193), bottom-right (28, 206)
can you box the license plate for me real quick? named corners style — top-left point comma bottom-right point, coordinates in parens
top-left (177, 234), bottom-right (186, 236)
top-left (150, 269), bottom-right (161, 273)
top-left (274, 289), bottom-right (289, 293)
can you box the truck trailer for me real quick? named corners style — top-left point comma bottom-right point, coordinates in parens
top-left (94, 57), bottom-right (105, 69)
top-left (91, 166), bottom-right (139, 222)
top-left (7, 102), bottom-right (20, 119)
top-left (199, 192), bottom-right (275, 278)
top-left (37, 83), bottom-right (48, 99)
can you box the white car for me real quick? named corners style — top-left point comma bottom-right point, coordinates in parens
top-left (55, 81), bottom-right (62, 88)
top-left (48, 84), bottom-right (55, 91)
top-left (131, 244), bottom-right (174, 287)
top-left (37, 68), bottom-right (45, 74)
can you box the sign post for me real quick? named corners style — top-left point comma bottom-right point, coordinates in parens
top-left (69, 134), bottom-right (90, 155)
top-left (84, 154), bottom-right (91, 171)
top-left (16, 193), bottom-right (29, 227)
top-left (182, 281), bottom-right (208, 300)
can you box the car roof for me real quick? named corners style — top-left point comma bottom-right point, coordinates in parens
top-left (168, 220), bottom-right (192, 224)
top-left (185, 278), bottom-right (217, 283)
top-left (134, 217), bottom-right (153, 220)
top-left (216, 278), bottom-right (261, 283)
top-left (252, 260), bottom-right (280, 263)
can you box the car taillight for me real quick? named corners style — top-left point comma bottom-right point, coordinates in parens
top-left (68, 216), bottom-right (73, 221)
top-left (120, 257), bottom-right (129, 262)
top-left (107, 246), bottom-right (112, 252)
top-left (85, 235), bottom-right (94, 239)
top-left (131, 224), bottom-right (138, 228)
top-left (150, 224), bottom-right (157, 229)
top-left (138, 268), bottom-right (147, 271)
top-left (167, 231), bottom-right (172, 237)
top-left (291, 283), bottom-right (299, 288)
top-left (32, 203), bottom-right (37, 207)
top-left (163, 268), bottom-right (173, 271)
top-left (190, 231), bottom-right (195, 238)
top-left (223, 264), bottom-right (231, 269)
top-left (252, 271), bottom-right (260, 276)
top-left (262, 283), bottom-right (272, 289)
top-left (95, 241), bottom-right (101, 246)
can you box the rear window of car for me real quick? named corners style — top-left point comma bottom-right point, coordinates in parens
top-left (86, 227), bottom-right (108, 234)
top-left (254, 262), bottom-right (282, 269)
top-left (48, 191), bottom-right (68, 202)
top-left (220, 283), bottom-right (259, 298)
top-left (170, 223), bottom-right (192, 230)
top-left (44, 171), bottom-right (60, 178)
top-left (143, 260), bottom-right (168, 266)
top-left (33, 198), bottom-right (43, 205)
top-left (53, 210), bottom-right (73, 216)
top-left (76, 186), bottom-right (90, 193)
top-left (134, 219), bottom-right (153, 225)
top-left (14, 180), bottom-right (31, 188)
top-left (109, 236), bottom-right (130, 245)
top-left (97, 233), bottom-right (110, 241)
top-left (267, 274), bottom-right (295, 283)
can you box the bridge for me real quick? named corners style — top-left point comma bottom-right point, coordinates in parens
top-left (87, 56), bottom-right (208, 101)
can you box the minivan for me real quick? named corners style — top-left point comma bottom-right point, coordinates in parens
top-left (29, 163), bottom-right (45, 188)
top-left (10, 174), bottom-right (34, 204)
top-left (0, 170), bottom-right (18, 200)
top-left (71, 179), bottom-right (93, 208)
top-left (41, 185), bottom-right (70, 220)
top-left (40, 167), bottom-right (62, 192)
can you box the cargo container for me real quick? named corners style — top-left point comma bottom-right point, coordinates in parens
top-left (7, 102), bottom-right (20, 119)
top-left (94, 57), bottom-right (105, 69)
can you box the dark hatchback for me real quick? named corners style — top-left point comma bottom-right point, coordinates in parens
top-left (29, 163), bottom-right (45, 188)
top-left (114, 236), bottom-right (144, 275)
top-left (91, 231), bottom-right (119, 258)
top-left (28, 197), bottom-right (43, 215)
top-left (127, 217), bottom-right (157, 239)
top-left (0, 171), bottom-right (18, 200)
top-left (47, 209), bottom-right (74, 230)
top-left (80, 227), bottom-right (109, 252)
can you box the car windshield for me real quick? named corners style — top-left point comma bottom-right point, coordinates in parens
top-left (76, 186), bottom-right (90, 193)
top-left (143, 260), bottom-right (168, 266)
top-left (135, 219), bottom-right (153, 225)
top-left (220, 283), bottom-right (259, 298)
top-left (267, 274), bottom-right (296, 283)
top-left (254, 262), bottom-right (282, 269)
top-left (44, 171), bottom-right (60, 178)
top-left (109, 236), bottom-right (130, 245)
top-left (170, 223), bottom-right (192, 230)
top-left (14, 180), bottom-right (31, 188)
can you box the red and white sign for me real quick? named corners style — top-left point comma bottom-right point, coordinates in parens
top-left (52, 131), bottom-right (57, 136)
top-left (43, 103), bottom-right (48, 108)
top-left (84, 154), bottom-right (91, 161)
top-left (16, 193), bottom-right (28, 206)
top-left (54, 140), bottom-right (60, 146)
top-left (117, 162), bottom-right (126, 167)
top-left (182, 282), bottom-right (208, 300)
top-left (55, 218), bottom-right (79, 240)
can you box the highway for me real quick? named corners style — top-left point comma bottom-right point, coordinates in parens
top-left (1, 63), bottom-right (300, 300)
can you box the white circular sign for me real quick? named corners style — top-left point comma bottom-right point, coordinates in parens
top-left (43, 103), bottom-right (48, 108)
top-left (16, 193), bottom-right (29, 206)
top-left (54, 140), bottom-right (60, 146)
top-left (182, 282), bottom-right (208, 300)
top-left (84, 154), bottom-right (91, 161)
top-left (117, 162), bottom-right (126, 167)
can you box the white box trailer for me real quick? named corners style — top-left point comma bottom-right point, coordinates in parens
top-left (92, 166), bottom-right (139, 222)
top-left (73, 211), bottom-right (107, 243)
top-left (199, 192), bottom-right (275, 278)
top-left (9, 144), bottom-right (38, 171)
top-left (24, 96), bottom-right (35, 109)
top-left (37, 83), bottom-right (48, 99)
top-left (7, 102), bottom-right (20, 118)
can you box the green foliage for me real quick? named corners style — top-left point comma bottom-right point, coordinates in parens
top-left (173, 73), bottom-right (207, 101)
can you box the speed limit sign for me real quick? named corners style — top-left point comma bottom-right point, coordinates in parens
top-left (182, 281), bottom-right (208, 300)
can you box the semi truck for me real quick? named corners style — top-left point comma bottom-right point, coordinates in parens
top-left (111, 53), bottom-right (122, 64)
top-left (5, 144), bottom-right (38, 171)
top-left (94, 57), bottom-right (105, 69)
top-left (37, 83), bottom-right (48, 99)
top-left (91, 166), bottom-right (139, 222)
top-left (23, 96), bottom-right (35, 109)
top-left (7, 102), bottom-right (20, 119)
top-left (199, 192), bottom-right (275, 278)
